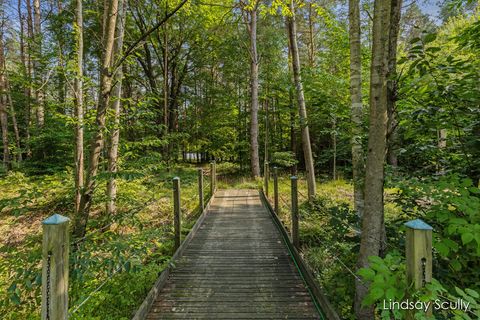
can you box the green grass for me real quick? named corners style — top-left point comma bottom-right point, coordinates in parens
top-left (0, 164), bottom-right (210, 319)
top-left (1, 163), bottom-right (404, 319)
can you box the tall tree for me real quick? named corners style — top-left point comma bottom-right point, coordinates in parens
top-left (386, 0), bottom-right (403, 167)
top-left (349, 0), bottom-right (365, 217)
top-left (0, 21), bottom-right (9, 170)
top-left (307, 2), bottom-right (316, 68)
top-left (23, 0), bottom-right (33, 157)
top-left (244, 1), bottom-right (261, 177)
top-left (75, 0), bottom-right (120, 237)
top-left (286, 0), bottom-right (316, 199)
top-left (5, 77), bottom-right (21, 163)
top-left (74, 0), bottom-right (188, 237)
top-left (33, 0), bottom-right (44, 127)
top-left (163, 2), bottom-right (169, 159)
top-left (74, 0), bottom-right (84, 214)
top-left (355, 0), bottom-right (391, 317)
top-left (106, 0), bottom-right (126, 216)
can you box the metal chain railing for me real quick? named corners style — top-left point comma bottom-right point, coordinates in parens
top-left (275, 175), bottom-right (402, 252)
top-left (46, 251), bottom-right (52, 320)
top-left (71, 195), bottom-right (160, 247)
top-left (267, 174), bottom-right (469, 319)
top-left (68, 173), bottom-right (212, 317)
top-left (269, 174), bottom-right (404, 290)
top-left (68, 234), bottom-right (167, 317)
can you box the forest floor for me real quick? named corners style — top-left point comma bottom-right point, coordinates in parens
top-left (0, 163), bottom-right (400, 319)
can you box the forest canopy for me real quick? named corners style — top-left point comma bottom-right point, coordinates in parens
top-left (0, 0), bottom-right (479, 319)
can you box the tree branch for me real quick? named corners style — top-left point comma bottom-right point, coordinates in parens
top-left (111, 0), bottom-right (188, 73)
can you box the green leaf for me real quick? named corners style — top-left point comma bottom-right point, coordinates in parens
top-left (465, 288), bottom-right (479, 299)
top-left (358, 268), bottom-right (375, 281)
top-left (410, 37), bottom-right (421, 44)
top-left (10, 293), bottom-right (21, 305)
top-left (368, 255), bottom-right (383, 266)
top-left (450, 260), bottom-right (461, 271)
top-left (435, 242), bottom-right (449, 256)
top-left (424, 33), bottom-right (437, 43)
top-left (370, 287), bottom-right (384, 300)
top-left (461, 232), bottom-right (474, 245)
top-left (385, 287), bottom-right (397, 300)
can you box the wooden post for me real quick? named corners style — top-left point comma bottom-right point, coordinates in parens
top-left (198, 168), bottom-right (204, 211)
top-left (264, 161), bottom-right (269, 196)
top-left (291, 176), bottom-right (299, 248)
top-left (41, 214), bottom-right (70, 320)
top-left (273, 167), bottom-right (279, 213)
top-left (214, 160), bottom-right (217, 189)
top-left (173, 177), bottom-right (181, 250)
top-left (405, 219), bottom-right (433, 319)
top-left (210, 161), bottom-right (215, 194)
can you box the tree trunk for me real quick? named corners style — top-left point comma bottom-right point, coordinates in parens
top-left (106, 0), bottom-right (126, 216)
top-left (0, 30), bottom-right (10, 170)
top-left (308, 3), bottom-right (316, 68)
top-left (437, 128), bottom-right (447, 175)
top-left (247, 5), bottom-right (260, 178)
top-left (332, 116), bottom-right (337, 180)
top-left (163, 3), bottom-right (169, 159)
top-left (16, 0), bottom-right (25, 162)
top-left (287, 0), bottom-right (316, 200)
top-left (349, 0), bottom-right (365, 218)
top-left (74, 0), bottom-right (84, 215)
top-left (25, 0), bottom-right (33, 157)
top-left (5, 77), bottom-right (22, 162)
top-left (354, 0), bottom-right (391, 318)
top-left (264, 98), bottom-right (269, 167)
top-left (386, 0), bottom-right (402, 167)
top-left (75, 0), bottom-right (119, 238)
top-left (55, 0), bottom-right (66, 111)
top-left (33, 0), bottom-right (44, 128)
top-left (289, 88), bottom-right (297, 176)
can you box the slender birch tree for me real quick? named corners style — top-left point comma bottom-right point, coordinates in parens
top-left (106, 0), bottom-right (126, 216)
top-left (244, 0), bottom-right (261, 177)
top-left (349, 0), bottom-right (365, 217)
top-left (386, 0), bottom-right (403, 167)
top-left (74, 0), bottom-right (84, 214)
top-left (286, 0), bottom-right (316, 200)
top-left (0, 23), bottom-right (9, 170)
top-left (355, 0), bottom-right (391, 317)
top-left (33, 0), bottom-right (44, 128)
top-left (75, 0), bottom-right (120, 237)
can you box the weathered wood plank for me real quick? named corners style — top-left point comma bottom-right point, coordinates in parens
top-left (141, 189), bottom-right (324, 320)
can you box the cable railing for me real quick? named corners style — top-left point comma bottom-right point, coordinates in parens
top-left (262, 165), bottom-right (462, 319)
top-left (40, 165), bottom-right (218, 319)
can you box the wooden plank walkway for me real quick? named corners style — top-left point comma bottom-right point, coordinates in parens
top-left (145, 189), bottom-right (322, 319)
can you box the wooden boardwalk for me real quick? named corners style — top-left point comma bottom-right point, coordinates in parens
top-left (144, 189), bottom-right (322, 319)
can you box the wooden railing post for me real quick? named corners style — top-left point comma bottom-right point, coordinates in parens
top-left (273, 167), bottom-right (279, 213)
top-left (210, 161), bottom-right (215, 194)
top-left (291, 176), bottom-right (299, 248)
top-left (198, 168), bottom-right (204, 211)
top-left (173, 177), bottom-right (181, 250)
top-left (41, 214), bottom-right (70, 320)
top-left (213, 160), bottom-right (217, 190)
top-left (405, 219), bottom-right (433, 319)
top-left (264, 161), bottom-right (269, 197)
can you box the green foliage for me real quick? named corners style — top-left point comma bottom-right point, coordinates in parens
top-left (396, 174), bottom-right (480, 287)
top-left (0, 164), bottom-right (208, 319)
top-left (358, 253), bottom-right (407, 318)
top-left (359, 254), bottom-right (480, 319)
top-left (299, 193), bottom-right (359, 319)
top-left (397, 15), bottom-right (480, 179)
top-left (270, 151), bottom-right (297, 168)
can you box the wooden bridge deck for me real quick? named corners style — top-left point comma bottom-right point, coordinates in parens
top-left (144, 189), bottom-right (322, 319)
